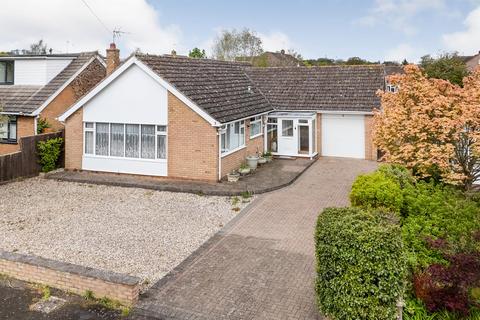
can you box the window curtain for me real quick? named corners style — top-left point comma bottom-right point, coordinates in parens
top-left (110, 124), bottom-right (125, 157)
top-left (157, 135), bottom-right (166, 159)
top-left (85, 131), bottom-right (94, 154)
top-left (95, 123), bottom-right (109, 156)
top-left (125, 124), bottom-right (139, 158)
top-left (141, 125), bottom-right (155, 159)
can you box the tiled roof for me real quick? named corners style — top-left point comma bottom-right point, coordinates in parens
top-left (136, 54), bottom-right (273, 123)
top-left (245, 65), bottom-right (386, 112)
top-left (0, 52), bottom-right (99, 114)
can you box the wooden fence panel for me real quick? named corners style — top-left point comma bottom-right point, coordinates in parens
top-left (0, 132), bottom-right (64, 183)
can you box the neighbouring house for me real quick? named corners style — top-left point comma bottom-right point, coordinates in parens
top-left (0, 51), bottom-right (106, 155)
top-left (58, 45), bottom-right (389, 182)
top-left (460, 51), bottom-right (480, 72)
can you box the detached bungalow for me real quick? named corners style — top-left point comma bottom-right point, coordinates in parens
top-left (59, 45), bottom-right (387, 182)
top-left (0, 52), bottom-right (105, 155)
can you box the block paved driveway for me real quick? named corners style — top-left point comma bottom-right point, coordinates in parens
top-left (132, 157), bottom-right (378, 320)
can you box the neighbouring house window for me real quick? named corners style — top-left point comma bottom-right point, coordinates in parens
top-left (0, 116), bottom-right (17, 143)
top-left (95, 123), bottom-right (109, 156)
top-left (84, 122), bottom-right (94, 154)
top-left (126, 124), bottom-right (140, 158)
top-left (386, 84), bottom-right (398, 93)
top-left (156, 125), bottom-right (167, 159)
top-left (110, 123), bottom-right (125, 157)
top-left (84, 122), bottom-right (167, 160)
top-left (141, 125), bottom-right (155, 159)
top-left (220, 120), bottom-right (245, 154)
top-left (282, 120), bottom-right (294, 137)
top-left (249, 116), bottom-right (262, 138)
top-left (0, 61), bottom-right (14, 84)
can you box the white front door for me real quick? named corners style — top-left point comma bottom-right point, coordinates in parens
top-left (321, 114), bottom-right (365, 159)
top-left (277, 118), bottom-right (298, 155)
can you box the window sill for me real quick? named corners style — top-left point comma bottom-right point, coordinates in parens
top-left (249, 133), bottom-right (263, 140)
top-left (83, 154), bottom-right (167, 163)
top-left (221, 145), bottom-right (246, 158)
top-left (0, 140), bottom-right (18, 145)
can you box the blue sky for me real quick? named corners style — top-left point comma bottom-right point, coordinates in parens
top-left (148, 0), bottom-right (480, 62)
top-left (2, 0), bottom-right (480, 63)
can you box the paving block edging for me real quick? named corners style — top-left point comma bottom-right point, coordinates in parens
top-left (0, 250), bottom-right (141, 305)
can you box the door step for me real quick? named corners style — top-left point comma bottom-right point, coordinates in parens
top-left (276, 156), bottom-right (296, 160)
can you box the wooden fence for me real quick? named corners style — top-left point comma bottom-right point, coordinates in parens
top-left (0, 131), bottom-right (64, 183)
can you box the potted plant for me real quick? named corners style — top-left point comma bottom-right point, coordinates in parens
top-left (263, 151), bottom-right (273, 162)
top-left (246, 154), bottom-right (259, 170)
top-left (227, 171), bottom-right (240, 182)
top-left (238, 163), bottom-right (251, 175)
top-left (258, 156), bottom-right (267, 165)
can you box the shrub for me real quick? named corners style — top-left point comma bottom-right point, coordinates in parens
top-left (37, 137), bottom-right (63, 172)
top-left (401, 182), bottom-right (480, 271)
top-left (350, 171), bottom-right (404, 213)
top-left (378, 164), bottom-right (415, 188)
top-left (36, 118), bottom-right (51, 134)
top-left (413, 253), bottom-right (480, 316)
top-left (315, 207), bottom-right (406, 320)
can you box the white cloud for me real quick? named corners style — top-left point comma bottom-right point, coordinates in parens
top-left (0, 0), bottom-right (182, 56)
top-left (258, 32), bottom-right (293, 52)
top-left (356, 0), bottom-right (447, 35)
top-left (442, 6), bottom-right (480, 54)
top-left (384, 43), bottom-right (421, 63)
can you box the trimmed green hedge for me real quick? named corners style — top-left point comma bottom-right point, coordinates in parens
top-left (315, 207), bottom-right (406, 320)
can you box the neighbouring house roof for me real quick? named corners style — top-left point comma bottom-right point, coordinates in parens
top-left (459, 51), bottom-right (480, 72)
top-left (245, 65), bottom-right (386, 113)
top-left (0, 52), bottom-right (103, 115)
top-left (136, 54), bottom-right (273, 123)
top-left (237, 51), bottom-right (300, 67)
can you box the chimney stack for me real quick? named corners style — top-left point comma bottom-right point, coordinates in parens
top-left (106, 43), bottom-right (120, 76)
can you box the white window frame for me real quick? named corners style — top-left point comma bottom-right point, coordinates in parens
top-left (220, 119), bottom-right (246, 157)
top-left (386, 84), bottom-right (398, 93)
top-left (83, 121), bottom-right (167, 162)
top-left (249, 116), bottom-right (263, 139)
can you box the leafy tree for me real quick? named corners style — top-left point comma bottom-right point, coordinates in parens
top-left (420, 52), bottom-right (469, 86)
top-left (29, 39), bottom-right (48, 55)
top-left (374, 65), bottom-right (480, 188)
top-left (345, 56), bottom-right (378, 65)
top-left (188, 47), bottom-right (206, 58)
top-left (212, 28), bottom-right (263, 61)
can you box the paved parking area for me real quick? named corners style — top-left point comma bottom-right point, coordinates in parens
top-left (132, 157), bottom-right (378, 320)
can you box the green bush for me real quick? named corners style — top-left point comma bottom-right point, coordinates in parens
top-left (315, 207), bottom-right (406, 320)
top-left (401, 181), bottom-right (480, 271)
top-left (350, 171), bottom-right (404, 213)
top-left (37, 137), bottom-right (63, 172)
top-left (36, 118), bottom-right (51, 134)
top-left (378, 164), bottom-right (415, 188)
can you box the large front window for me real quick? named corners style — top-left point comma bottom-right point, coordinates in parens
top-left (84, 122), bottom-right (167, 160)
top-left (0, 61), bottom-right (14, 84)
top-left (220, 120), bottom-right (245, 155)
top-left (0, 116), bottom-right (17, 143)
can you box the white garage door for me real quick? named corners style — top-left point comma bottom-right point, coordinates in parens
top-left (322, 114), bottom-right (365, 159)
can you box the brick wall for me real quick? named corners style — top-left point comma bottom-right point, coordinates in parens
top-left (221, 119), bottom-right (265, 177)
top-left (364, 115), bottom-right (377, 160)
top-left (168, 93), bottom-right (219, 181)
top-left (0, 116), bottom-right (35, 155)
top-left (0, 251), bottom-right (140, 305)
top-left (40, 59), bottom-right (105, 131)
top-left (64, 108), bottom-right (83, 170)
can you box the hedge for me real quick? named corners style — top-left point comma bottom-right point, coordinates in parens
top-left (315, 207), bottom-right (406, 320)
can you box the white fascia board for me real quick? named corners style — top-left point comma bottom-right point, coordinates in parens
top-left (58, 56), bottom-right (220, 127)
top-left (33, 55), bottom-right (104, 116)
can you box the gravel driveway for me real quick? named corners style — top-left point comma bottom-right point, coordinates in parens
top-left (0, 178), bottom-right (251, 286)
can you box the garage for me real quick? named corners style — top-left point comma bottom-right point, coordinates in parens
top-left (321, 114), bottom-right (365, 159)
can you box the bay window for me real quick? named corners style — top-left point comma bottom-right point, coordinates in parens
top-left (220, 120), bottom-right (245, 155)
top-left (0, 116), bottom-right (17, 143)
top-left (249, 116), bottom-right (262, 138)
top-left (84, 122), bottom-right (167, 160)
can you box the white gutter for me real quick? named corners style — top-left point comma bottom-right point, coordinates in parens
top-left (217, 128), bottom-right (222, 181)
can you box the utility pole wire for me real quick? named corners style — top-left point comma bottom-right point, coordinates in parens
top-left (79, 0), bottom-right (111, 35)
